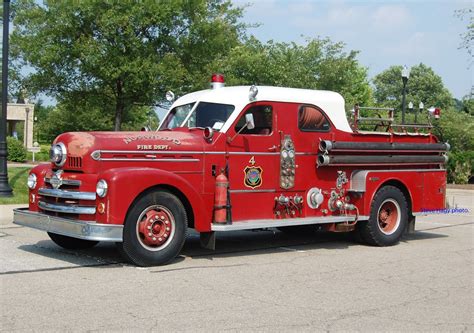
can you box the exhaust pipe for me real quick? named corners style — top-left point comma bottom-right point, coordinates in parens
top-left (319, 140), bottom-right (450, 152)
top-left (317, 154), bottom-right (448, 167)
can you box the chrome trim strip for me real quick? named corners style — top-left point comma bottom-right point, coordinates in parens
top-left (94, 150), bottom-right (281, 156)
top-left (229, 189), bottom-right (276, 193)
top-left (228, 152), bottom-right (279, 156)
top-left (38, 201), bottom-right (96, 215)
top-left (211, 216), bottom-right (358, 231)
top-left (13, 208), bottom-right (122, 242)
top-left (295, 152), bottom-right (317, 156)
top-left (95, 150), bottom-right (208, 155)
top-left (39, 188), bottom-right (96, 201)
top-left (99, 158), bottom-right (199, 162)
top-left (45, 178), bottom-right (82, 186)
top-left (349, 168), bottom-right (446, 193)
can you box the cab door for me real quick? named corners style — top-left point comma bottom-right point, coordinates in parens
top-left (226, 102), bottom-right (279, 221)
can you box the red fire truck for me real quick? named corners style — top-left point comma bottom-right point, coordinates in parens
top-left (14, 74), bottom-right (448, 266)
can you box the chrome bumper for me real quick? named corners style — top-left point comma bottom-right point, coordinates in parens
top-left (13, 208), bottom-right (123, 242)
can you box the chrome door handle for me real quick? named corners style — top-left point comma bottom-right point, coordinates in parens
top-left (268, 145), bottom-right (278, 152)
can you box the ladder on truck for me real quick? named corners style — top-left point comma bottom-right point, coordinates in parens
top-left (350, 105), bottom-right (435, 134)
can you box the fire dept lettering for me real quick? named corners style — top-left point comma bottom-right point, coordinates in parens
top-left (136, 144), bottom-right (170, 150)
top-left (123, 134), bottom-right (181, 145)
top-left (244, 166), bottom-right (263, 189)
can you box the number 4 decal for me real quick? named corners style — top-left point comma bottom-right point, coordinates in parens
top-left (249, 156), bottom-right (256, 166)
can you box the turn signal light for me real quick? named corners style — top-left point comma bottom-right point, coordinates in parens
top-left (97, 203), bottom-right (105, 214)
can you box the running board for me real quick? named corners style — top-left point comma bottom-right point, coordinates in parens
top-left (211, 215), bottom-right (368, 232)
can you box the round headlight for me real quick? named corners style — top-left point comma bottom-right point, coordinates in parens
top-left (50, 142), bottom-right (67, 167)
top-left (27, 173), bottom-right (37, 189)
top-left (96, 179), bottom-right (108, 198)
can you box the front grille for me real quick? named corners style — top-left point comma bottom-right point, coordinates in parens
top-left (67, 156), bottom-right (83, 169)
top-left (39, 177), bottom-right (96, 217)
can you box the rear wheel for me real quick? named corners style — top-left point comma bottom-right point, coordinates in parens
top-left (47, 232), bottom-right (99, 250)
top-left (357, 185), bottom-right (408, 246)
top-left (117, 190), bottom-right (187, 266)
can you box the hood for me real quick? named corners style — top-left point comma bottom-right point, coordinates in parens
top-left (55, 129), bottom-right (205, 156)
top-left (53, 129), bottom-right (206, 173)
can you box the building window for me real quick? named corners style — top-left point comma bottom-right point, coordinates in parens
top-left (298, 105), bottom-right (330, 131)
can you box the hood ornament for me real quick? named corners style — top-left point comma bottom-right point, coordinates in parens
top-left (50, 170), bottom-right (64, 189)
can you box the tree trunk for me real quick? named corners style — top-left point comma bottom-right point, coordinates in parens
top-left (114, 79), bottom-right (124, 131)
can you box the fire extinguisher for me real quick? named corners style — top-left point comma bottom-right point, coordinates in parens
top-left (214, 169), bottom-right (228, 223)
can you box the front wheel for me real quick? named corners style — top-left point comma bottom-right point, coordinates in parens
top-left (117, 190), bottom-right (187, 266)
top-left (357, 185), bottom-right (408, 246)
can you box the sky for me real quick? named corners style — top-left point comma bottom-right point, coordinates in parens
top-left (233, 0), bottom-right (473, 99)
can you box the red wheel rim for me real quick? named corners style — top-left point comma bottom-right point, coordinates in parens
top-left (136, 205), bottom-right (175, 251)
top-left (377, 199), bottom-right (401, 235)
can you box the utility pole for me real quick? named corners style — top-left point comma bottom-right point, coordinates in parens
top-left (0, 0), bottom-right (13, 197)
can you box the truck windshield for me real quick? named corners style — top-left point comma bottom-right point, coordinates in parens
top-left (160, 102), bottom-right (235, 130)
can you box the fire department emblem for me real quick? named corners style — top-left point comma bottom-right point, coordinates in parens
top-left (244, 166), bottom-right (263, 189)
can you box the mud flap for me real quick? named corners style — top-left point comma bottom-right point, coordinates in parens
top-left (407, 215), bottom-right (416, 234)
top-left (200, 232), bottom-right (216, 250)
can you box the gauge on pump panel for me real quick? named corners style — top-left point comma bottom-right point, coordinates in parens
top-left (282, 150), bottom-right (289, 159)
top-left (288, 150), bottom-right (295, 158)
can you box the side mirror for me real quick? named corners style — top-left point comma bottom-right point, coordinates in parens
top-left (245, 113), bottom-right (255, 130)
top-left (227, 113), bottom-right (256, 144)
top-left (165, 91), bottom-right (175, 103)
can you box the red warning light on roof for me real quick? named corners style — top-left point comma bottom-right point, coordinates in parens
top-left (211, 73), bottom-right (225, 89)
top-left (428, 107), bottom-right (441, 119)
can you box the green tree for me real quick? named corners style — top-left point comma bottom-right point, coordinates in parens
top-left (456, 8), bottom-right (473, 64)
top-left (214, 37), bottom-right (372, 108)
top-left (461, 90), bottom-right (474, 116)
top-left (373, 64), bottom-right (453, 113)
top-left (11, 0), bottom-right (245, 130)
top-left (38, 100), bottom-right (157, 143)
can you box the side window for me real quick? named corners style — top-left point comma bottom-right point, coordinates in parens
top-left (298, 105), bottom-right (330, 131)
top-left (235, 105), bottom-right (273, 135)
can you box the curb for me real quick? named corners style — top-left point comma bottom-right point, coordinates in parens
top-left (0, 204), bottom-right (27, 226)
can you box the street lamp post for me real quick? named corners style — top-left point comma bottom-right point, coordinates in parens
top-left (401, 65), bottom-right (410, 125)
top-left (417, 102), bottom-right (424, 124)
top-left (0, 0), bottom-right (13, 197)
top-left (34, 116), bottom-right (38, 142)
top-left (408, 101), bottom-right (413, 124)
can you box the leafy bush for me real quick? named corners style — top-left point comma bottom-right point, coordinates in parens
top-left (447, 151), bottom-right (474, 184)
top-left (7, 137), bottom-right (27, 162)
top-left (26, 150), bottom-right (50, 162)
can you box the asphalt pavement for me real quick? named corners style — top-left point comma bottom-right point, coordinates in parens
top-left (0, 189), bottom-right (472, 332)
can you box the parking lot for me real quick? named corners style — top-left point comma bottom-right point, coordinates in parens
top-left (1, 189), bottom-right (472, 332)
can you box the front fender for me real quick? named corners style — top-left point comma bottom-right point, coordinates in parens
top-left (96, 167), bottom-right (210, 231)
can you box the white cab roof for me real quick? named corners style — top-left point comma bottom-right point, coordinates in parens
top-left (169, 86), bottom-right (353, 133)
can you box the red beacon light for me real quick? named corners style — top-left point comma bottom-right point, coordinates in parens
top-left (211, 73), bottom-right (225, 89)
top-left (428, 107), bottom-right (441, 119)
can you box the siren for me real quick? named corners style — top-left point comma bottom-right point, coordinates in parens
top-left (211, 73), bottom-right (225, 89)
top-left (428, 107), bottom-right (441, 119)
